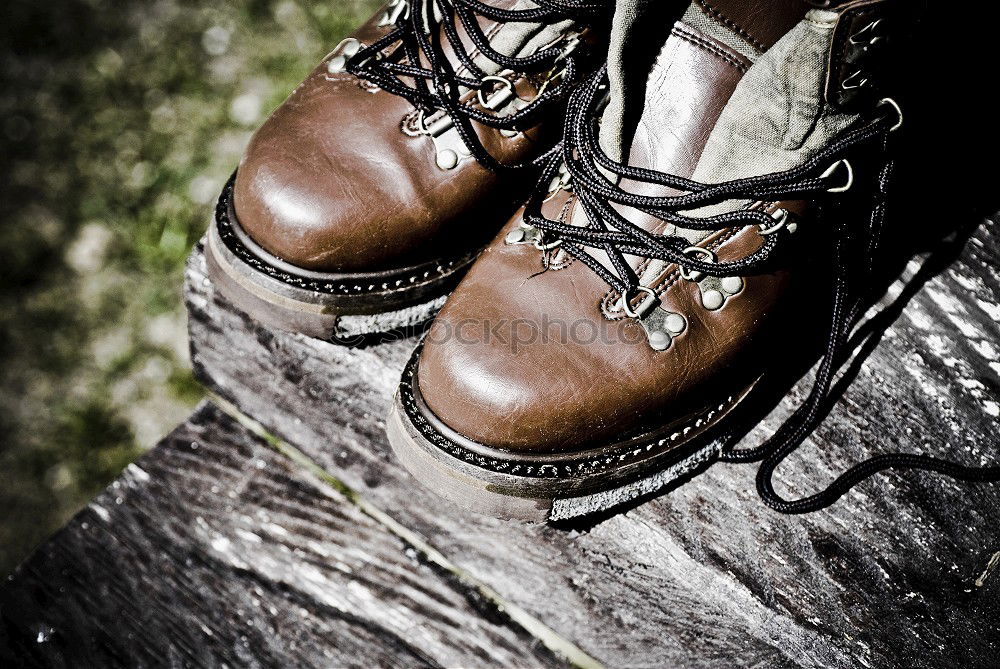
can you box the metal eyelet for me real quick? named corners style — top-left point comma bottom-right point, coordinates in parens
top-left (757, 208), bottom-right (790, 236)
top-left (698, 275), bottom-right (744, 311)
top-left (878, 97), bottom-right (904, 133)
top-left (849, 18), bottom-right (883, 46)
top-left (415, 108), bottom-right (473, 170)
top-left (679, 246), bottom-right (716, 282)
top-left (534, 237), bottom-right (563, 252)
top-left (479, 75), bottom-right (525, 138)
top-left (840, 69), bottom-right (869, 91)
top-left (412, 73), bottom-right (523, 170)
top-left (677, 246), bottom-right (744, 311)
top-left (620, 285), bottom-right (658, 319)
top-left (641, 308), bottom-right (688, 351)
top-left (477, 75), bottom-right (514, 110)
top-left (821, 159), bottom-right (854, 193)
top-left (378, 0), bottom-right (409, 27)
top-left (543, 163), bottom-right (572, 202)
top-left (327, 38), bottom-right (365, 74)
top-left (505, 224), bottom-right (538, 246)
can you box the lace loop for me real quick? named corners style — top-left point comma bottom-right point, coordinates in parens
top-left (342, 0), bottom-right (606, 171)
top-left (523, 67), bottom-right (998, 513)
top-left (619, 285), bottom-right (658, 319)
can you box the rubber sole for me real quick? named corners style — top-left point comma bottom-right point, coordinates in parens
top-left (206, 175), bottom-right (480, 341)
top-left (386, 348), bottom-right (757, 522)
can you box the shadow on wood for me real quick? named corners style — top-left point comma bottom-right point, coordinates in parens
top-left (0, 404), bottom-right (573, 668)
top-left (4, 5), bottom-right (1000, 665)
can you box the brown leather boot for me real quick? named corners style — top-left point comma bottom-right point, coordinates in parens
top-left (388, 0), bottom-right (908, 520)
top-left (206, 0), bottom-right (611, 341)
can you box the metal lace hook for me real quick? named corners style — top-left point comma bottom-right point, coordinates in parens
top-left (821, 159), bottom-right (854, 194)
top-left (326, 38), bottom-right (365, 74)
top-left (477, 75), bottom-right (514, 109)
top-left (534, 237), bottom-right (563, 251)
top-left (757, 208), bottom-right (790, 236)
top-left (619, 285), bottom-right (658, 319)
top-left (878, 97), bottom-right (904, 133)
top-left (415, 109), bottom-right (430, 135)
top-left (678, 246), bottom-right (716, 282)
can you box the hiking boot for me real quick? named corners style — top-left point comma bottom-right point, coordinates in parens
top-left (206, 0), bottom-right (610, 341)
top-left (388, 0), bottom-right (907, 520)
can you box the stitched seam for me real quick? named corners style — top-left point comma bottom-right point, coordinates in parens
top-left (693, 0), bottom-right (767, 52)
top-left (671, 24), bottom-right (750, 73)
top-left (400, 349), bottom-right (737, 478)
top-left (215, 177), bottom-right (467, 295)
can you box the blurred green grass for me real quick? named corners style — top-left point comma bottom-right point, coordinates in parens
top-left (0, 0), bottom-right (381, 576)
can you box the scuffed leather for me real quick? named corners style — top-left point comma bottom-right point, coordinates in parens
top-left (419, 212), bottom-right (793, 452)
top-left (233, 1), bottom-right (570, 272)
top-left (417, 17), bottom-right (814, 453)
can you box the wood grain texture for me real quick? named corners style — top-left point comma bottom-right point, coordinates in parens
top-left (0, 404), bottom-right (565, 669)
top-left (182, 203), bottom-right (1000, 668)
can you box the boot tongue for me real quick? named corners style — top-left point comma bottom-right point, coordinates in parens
top-left (629, 4), bottom-right (864, 286)
top-left (676, 6), bottom-right (862, 240)
top-left (582, 0), bottom-right (778, 240)
top-left (598, 0), bottom-right (808, 167)
top-left (569, 0), bottom-right (810, 281)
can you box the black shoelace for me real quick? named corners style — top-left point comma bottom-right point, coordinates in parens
top-left (345, 0), bottom-right (607, 171)
top-left (524, 66), bottom-right (1000, 513)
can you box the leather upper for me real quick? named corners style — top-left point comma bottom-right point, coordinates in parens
top-left (233, 1), bottom-right (595, 273)
top-left (417, 4), bottom-right (819, 453)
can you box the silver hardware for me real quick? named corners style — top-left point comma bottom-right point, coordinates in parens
top-left (678, 246), bottom-right (744, 311)
top-left (849, 18), bottom-right (883, 46)
top-left (648, 331), bottom-right (670, 350)
top-left (720, 276), bottom-right (744, 294)
top-left (478, 75), bottom-right (528, 139)
top-left (503, 224), bottom-right (540, 247)
top-left (327, 38), bottom-right (364, 74)
top-left (878, 97), bottom-right (904, 132)
top-left (679, 246), bottom-right (716, 283)
top-left (477, 76), bottom-right (515, 110)
top-left (417, 73), bottom-right (526, 171)
top-left (620, 285), bottom-right (658, 319)
top-left (436, 148), bottom-right (459, 170)
top-left (535, 236), bottom-right (563, 251)
top-left (697, 274), bottom-right (743, 311)
top-left (545, 163), bottom-right (571, 200)
top-left (821, 159), bottom-right (854, 193)
top-left (757, 208), bottom-right (790, 236)
top-left (639, 307), bottom-right (687, 351)
top-left (702, 289), bottom-right (725, 311)
top-left (841, 69), bottom-right (869, 91)
top-left (505, 226), bottom-right (530, 245)
top-left (503, 223), bottom-right (563, 250)
top-left (328, 56), bottom-right (347, 73)
top-left (417, 110), bottom-right (472, 171)
top-left (378, 0), bottom-right (409, 27)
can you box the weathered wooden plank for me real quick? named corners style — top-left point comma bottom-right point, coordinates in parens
top-left (0, 403), bottom-right (568, 668)
top-left (183, 198), bottom-right (1000, 669)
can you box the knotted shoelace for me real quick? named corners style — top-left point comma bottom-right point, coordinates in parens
top-left (346, 0), bottom-right (608, 171)
top-left (523, 66), bottom-right (999, 514)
